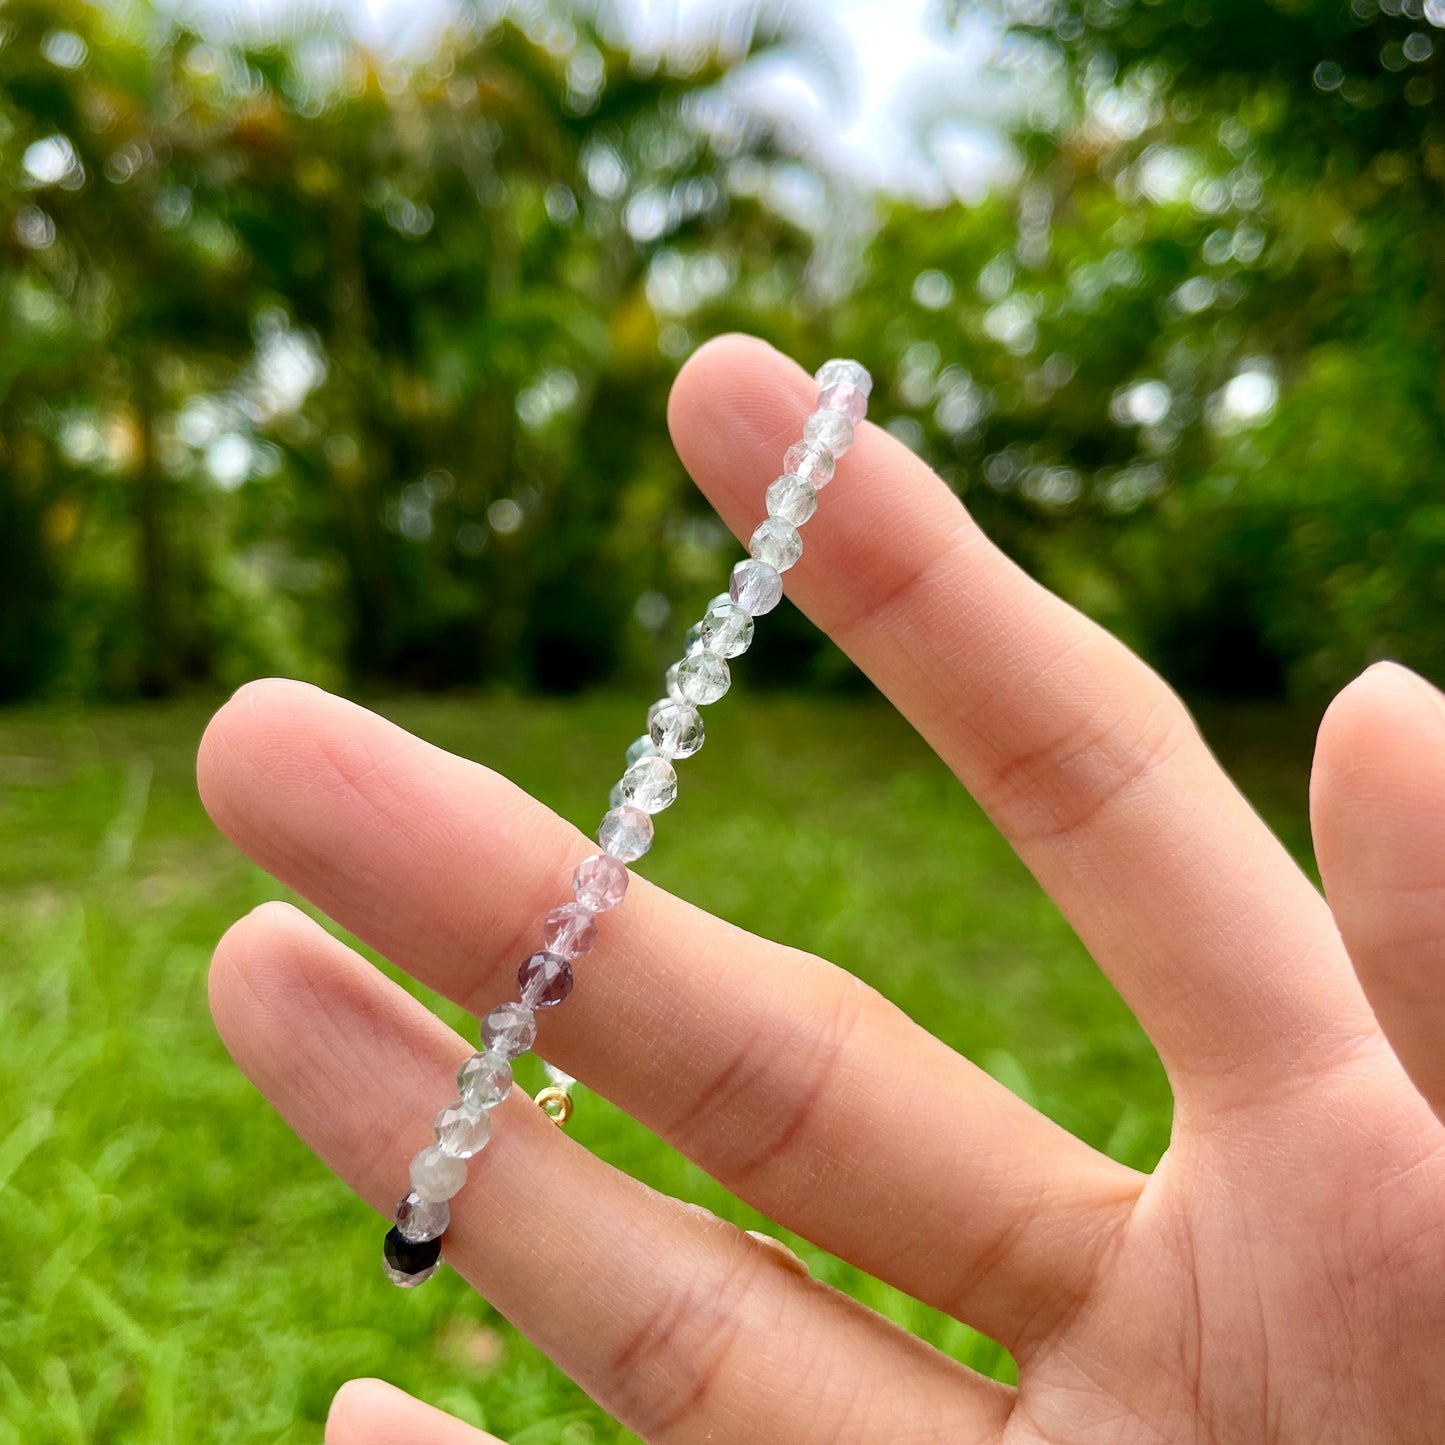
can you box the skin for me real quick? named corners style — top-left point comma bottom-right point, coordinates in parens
top-left (198, 335), bottom-right (1445, 1444)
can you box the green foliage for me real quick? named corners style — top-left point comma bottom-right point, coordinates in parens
top-left (0, 691), bottom-right (1336, 1439)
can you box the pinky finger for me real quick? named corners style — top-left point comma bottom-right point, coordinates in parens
top-left (1312, 662), bottom-right (1445, 1124)
top-left (325, 1379), bottom-right (506, 1444)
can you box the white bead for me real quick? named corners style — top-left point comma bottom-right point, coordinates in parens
top-left (599, 804), bottom-right (654, 860)
top-left (749, 518), bottom-right (803, 572)
top-left (814, 358), bottom-right (872, 396)
top-left (766, 474), bottom-right (817, 527)
top-left (804, 408), bottom-right (854, 456)
top-left (621, 754), bottom-right (678, 812)
top-left (729, 558), bottom-right (783, 616)
top-left (410, 1145), bottom-right (467, 1202)
top-left (677, 650), bottom-right (730, 705)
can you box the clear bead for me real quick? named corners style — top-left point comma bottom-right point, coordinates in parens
top-left (730, 558), bottom-right (784, 615)
top-left (782, 441), bottom-right (835, 488)
top-left (410, 1144), bottom-right (467, 1202)
top-left (814, 358), bottom-right (872, 396)
top-left (481, 1001), bottom-right (537, 1058)
top-left (518, 949), bottom-right (574, 1008)
top-left (664, 660), bottom-right (685, 702)
top-left (804, 408), bottom-right (854, 456)
top-left (621, 753), bottom-right (678, 812)
top-left (683, 622), bottom-right (704, 654)
top-left (435, 1101), bottom-right (491, 1158)
top-left (395, 1191), bottom-right (449, 1243)
top-left (818, 381), bottom-right (867, 424)
top-left (599, 804), bottom-right (655, 860)
top-left (457, 1051), bottom-right (513, 1110)
top-left (573, 851), bottom-right (629, 911)
top-left (677, 650), bottom-right (730, 705)
top-left (749, 518), bottom-right (803, 573)
top-left (766, 474), bottom-right (817, 527)
top-left (625, 734), bottom-right (658, 766)
top-left (648, 700), bottom-right (705, 759)
top-left (699, 598), bottom-right (754, 657)
top-left (608, 779), bottom-right (625, 809)
top-left (706, 590), bottom-right (732, 611)
top-left (645, 696), bottom-right (672, 727)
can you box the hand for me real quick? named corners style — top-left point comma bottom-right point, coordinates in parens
top-left (199, 336), bottom-right (1445, 1444)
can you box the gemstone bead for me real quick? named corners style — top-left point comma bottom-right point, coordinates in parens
top-left (645, 696), bottom-right (672, 727)
top-left (664, 660), bottom-right (684, 702)
top-left (435, 1101), bottom-right (492, 1158)
top-left (648, 701), bottom-right (705, 759)
top-left (608, 779), bottom-right (625, 809)
top-left (481, 1001), bottom-right (537, 1058)
top-left (395, 1190), bottom-right (449, 1243)
top-left (621, 754), bottom-right (678, 812)
top-left (383, 1225), bottom-right (442, 1287)
top-left (573, 851), bottom-right (629, 911)
top-left (677, 650), bottom-right (730, 705)
top-left (814, 358), bottom-right (872, 396)
top-left (699, 598), bottom-right (754, 657)
top-left (804, 408), bottom-right (854, 456)
top-left (749, 518), bottom-right (803, 573)
top-left (683, 622), bottom-right (704, 654)
top-left (818, 381), bottom-right (867, 424)
top-left (518, 949), bottom-right (574, 1008)
top-left (543, 902), bottom-right (597, 958)
top-left (457, 1051), bottom-right (513, 1109)
top-left (782, 441), bottom-right (835, 489)
top-left (765, 474), bottom-right (817, 527)
top-left (625, 734), bottom-right (658, 766)
top-left (599, 804), bottom-right (655, 860)
top-left (410, 1144), bottom-right (467, 1202)
top-left (729, 558), bottom-right (783, 616)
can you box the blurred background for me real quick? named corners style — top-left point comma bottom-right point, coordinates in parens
top-left (2, 0), bottom-right (1442, 1439)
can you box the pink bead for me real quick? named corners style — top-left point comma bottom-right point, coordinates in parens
top-left (819, 381), bottom-right (866, 424)
top-left (572, 852), bottom-right (629, 912)
top-left (543, 902), bottom-right (598, 958)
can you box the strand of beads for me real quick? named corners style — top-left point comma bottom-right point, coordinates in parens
top-left (381, 356), bottom-right (871, 1287)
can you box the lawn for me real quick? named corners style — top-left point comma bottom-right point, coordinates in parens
top-left (0, 687), bottom-right (1323, 1443)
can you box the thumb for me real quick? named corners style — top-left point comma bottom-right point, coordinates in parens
top-left (325, 1378), bottom-right (507, 1445)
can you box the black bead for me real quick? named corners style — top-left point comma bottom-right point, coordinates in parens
top-left (384, 1225), bottom-right (442, 1277)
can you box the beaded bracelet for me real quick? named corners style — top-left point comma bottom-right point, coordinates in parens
top-left (382, 356), bottom-right (873, 1288)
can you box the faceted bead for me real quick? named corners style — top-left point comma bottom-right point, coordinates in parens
top-left (518, 949), bottom-right (574, 1008)
top-left (677, 650), bottom-right (730, 705)
top-left (435, 1100), bottom-right (492, 1158)
top-left (729, 558), bottom-right (783, 616)
top-left (804, 408), bottom-right (854, 456)
top-left (683, 622), bottom-right (704, 654)
top-left (646, 696), bottom-right (672, 728)
top-left (700, 598), bottom-right (754, 658)
top-left (599, 804), bottom-right (655, 861)
top-left (766, 474), bottom-right (817, 527)
top-left (573, 851), bottom-right (629, 911)
top-left (648, 701), bottom-right (705, 759)
top-left (749, 518), bottom-right (803, 573)
top-left (481, 1001), bottom-right (537, 1058)
top-left (395, 1190), bottom-right (449, 1244)
top-left (818, 381), bottom-right (867, 425)
top-left (383, 1225), bottom-right (442, 1287)
top-left (814, 358), bottom-right (872, 396)
top-left (608, 779), bottom-right (625, 809)
top-left (625, 734), bottom-right (658, 766)
top-left (621, 754), bottom-right (678, 812)
top-left (782, 442), bottom-right (835, 489)
top-left (543, 902), bottom-right (597, 958)
top-left (457, 1051), bottom-right (513, 1110)
top-left (410, 1144), bottom-right (467, 1202)
top-left (707, 590), bottom-right (732, 611)
top-left (664, 660), bottom-right (684, 702)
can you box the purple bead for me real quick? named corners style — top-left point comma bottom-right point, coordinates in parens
top-left (573, 852), bottom-right (629, 912)
top-left (518, 950), bottom-right (574, 1008)
top-left (543, 902), bottom-right (598, 958)
top-left (819, 381), bottom-right (866, 424)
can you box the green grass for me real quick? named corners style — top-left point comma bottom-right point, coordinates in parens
top-left (0, 689), bottom-right (1323, 1443)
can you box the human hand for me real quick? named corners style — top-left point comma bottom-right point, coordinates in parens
top-left (199, 336), bottom-right (1445, 1444)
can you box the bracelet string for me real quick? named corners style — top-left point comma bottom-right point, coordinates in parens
top-left (382, 357), bottom-right (873, 1288)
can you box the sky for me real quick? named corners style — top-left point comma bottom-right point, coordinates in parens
top-left (160, 0), bottom-right (1020, 202)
